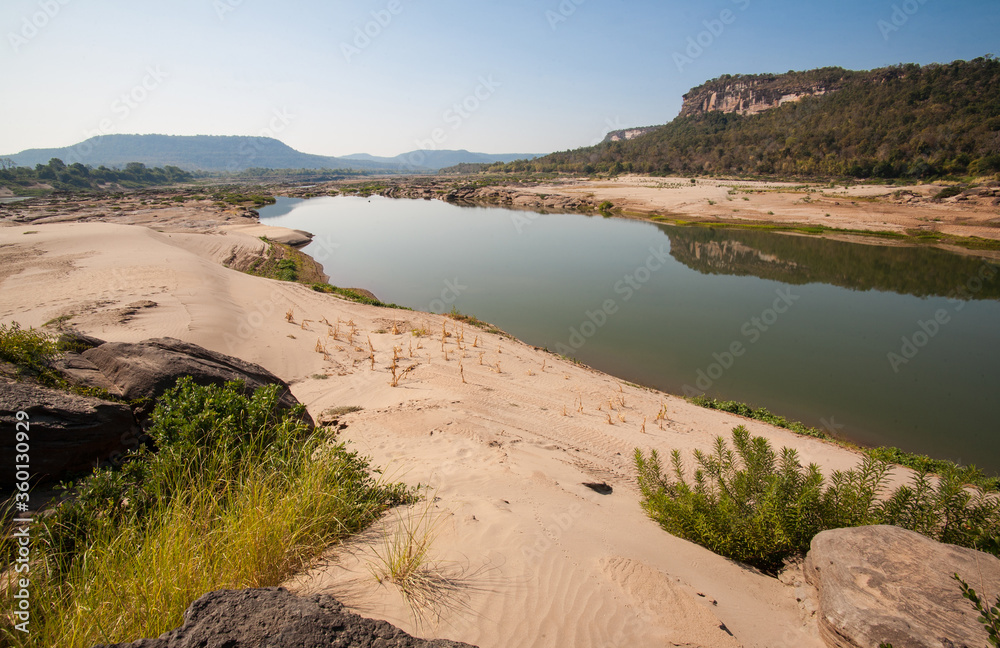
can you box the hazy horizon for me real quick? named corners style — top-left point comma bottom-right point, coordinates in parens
top-left (2, 0), bottom-right (998, 158)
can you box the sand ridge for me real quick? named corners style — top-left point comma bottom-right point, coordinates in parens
top-left (0, 218), bottom-right (896, 647)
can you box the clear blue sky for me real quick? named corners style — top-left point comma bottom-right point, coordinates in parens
top-left (1, 0), bottom-right (997, 157)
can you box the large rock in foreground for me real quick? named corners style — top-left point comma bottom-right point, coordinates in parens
top-left (82, 337), bottom-right (307, 422)
top-left (0, 378), bottom-right (139, 485)
top-left (804, 525), bottom-right (1000, 648)
top-left (93, 587), bottom-right (476, 648)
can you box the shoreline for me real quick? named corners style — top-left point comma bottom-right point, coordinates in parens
top-left (0, 185), bottom-right (994, 646)
top-left (315, 174), bottom-right (1000, 257)
top-left (4, 186), bottom-right (994, 474)
top-left (0, 210), bottom-right (861, 647)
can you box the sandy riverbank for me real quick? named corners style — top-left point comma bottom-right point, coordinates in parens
top-left (0, 207), bottom-right (914, 647)
top-left (330, 174), bottom-right (1000, 248)
top-left (520, 175), bottom-right (1000, 241)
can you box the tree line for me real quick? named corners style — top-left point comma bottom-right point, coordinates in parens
top-left (473, 57), bottom-right (1000, 180)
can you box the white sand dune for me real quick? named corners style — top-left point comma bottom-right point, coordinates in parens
top-left (0, 219), bottom-right (889, 647)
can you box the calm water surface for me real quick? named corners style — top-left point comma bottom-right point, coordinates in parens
top-left (260, 196), bottom-right (1000, 473)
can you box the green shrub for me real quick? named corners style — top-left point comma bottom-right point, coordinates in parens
top-left (598, 200), bottom-right (614, 212)
top-left (0, 321), bottom-right (57, 377)
top-left (636, 426), bottom-right (1000, 574)
top-left (690, 397), bottom-right (998, 490)
top-left (2, 378), bottom-right (409, 646)
top-left (933, 185), bottom-right (965, 201)
top-left (689, 396), bottom-right (830, 439)
top-left (275, 258), bottom-right (298, 281)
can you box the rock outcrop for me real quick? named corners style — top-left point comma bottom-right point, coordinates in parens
top-left (92, 587), bottom-right (476, 648)
top-left (678, 69), bottom-right (854, 118)
top-left (804, 525), bottom-right (1000, 648)
top-left (1, 336), bottom-right (309, 486)
top-left (0, 378), bottom-right (139, 485)
top-left (82, 337), bottom-right (307, 423)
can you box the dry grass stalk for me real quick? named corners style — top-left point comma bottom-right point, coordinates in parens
top-left (390, 356), bottom-right (400, 387)
top-left (285, 308), bottom-right (294, 323)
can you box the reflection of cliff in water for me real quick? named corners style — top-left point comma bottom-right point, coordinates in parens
top-left (663, 225), bottom-right (1000, 300)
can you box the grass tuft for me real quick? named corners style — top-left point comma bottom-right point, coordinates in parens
top-left (0, 378), bottom-right (409, 647)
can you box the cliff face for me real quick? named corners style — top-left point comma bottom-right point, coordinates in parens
top-left (678, 69), bottom-right (854, 117)
top-left (603, 126), bottom-right (659, 143)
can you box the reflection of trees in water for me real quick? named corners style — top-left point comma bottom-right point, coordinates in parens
top-left (663, 226), bottom-right (1000, 300)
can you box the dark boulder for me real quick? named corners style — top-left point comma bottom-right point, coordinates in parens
top-left (82, 338), bottom-right (308, 423)
top-left (0, 378), bottom-right (139, 486)
top-left (92, 587), bottom-right (476, 648)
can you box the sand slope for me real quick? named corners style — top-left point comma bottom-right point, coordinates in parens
top-left (0, 221), bottom-right (886, 647)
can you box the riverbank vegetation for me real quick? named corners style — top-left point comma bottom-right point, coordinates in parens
top-left (635, 426), bottom-right (1000, 574)
top-left (0, 378), bottom-right (409, 647)
top-left (0, 158), bottom-right (193, 195)
top-left (690, 397), bottom-right (1000, 491)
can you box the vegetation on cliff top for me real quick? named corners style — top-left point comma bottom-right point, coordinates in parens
top-left (484, 57), bottom-right (1000, 180)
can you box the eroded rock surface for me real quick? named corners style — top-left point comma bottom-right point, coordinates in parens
top-left (93, 587), bottom-right (477, 648)
top-left (804, 525), bottom-right (1000, 648)
top-left (0, 378), bottom-right (138, 484)
top-left (82, 337), bottom-right (307, 422)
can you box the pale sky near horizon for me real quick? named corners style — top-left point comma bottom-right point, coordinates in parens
top-left (1, 0), bottom-right (998, 158)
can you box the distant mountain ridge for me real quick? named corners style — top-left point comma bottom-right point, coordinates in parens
top-left (4, 134), bottom-right (543, 174)
top-left (4, 135), bottom-right (392, 173)
top-left (342, 150), bottom-right (541, 171)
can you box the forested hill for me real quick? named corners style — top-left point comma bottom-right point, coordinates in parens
top-left (495, 57), bottom-right (1000, 180)
top-left (4, 135), bottom-right (399, 173)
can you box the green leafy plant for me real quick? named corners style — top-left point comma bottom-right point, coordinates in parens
top-left (635, 426), bottom-right (1000, 574)
top-left (0, 321), bottom-right (57, 377)
top-left (955, 573), bottom-right (1000, 646)
top-left (1, 378), bottom-right (409, 646)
